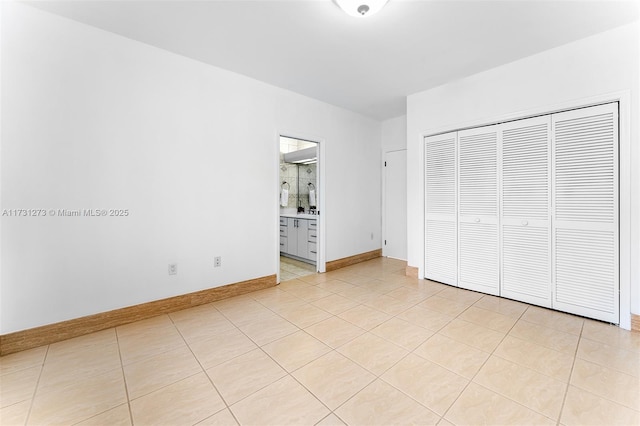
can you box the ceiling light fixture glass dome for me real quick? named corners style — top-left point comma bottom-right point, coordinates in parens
top-left (333, 0), bottom-right (389, 18)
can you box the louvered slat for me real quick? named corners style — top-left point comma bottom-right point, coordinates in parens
top-left (425, 132), bottom-right (457, 286)
top-left (552, 103), bottom-right (619, 323)
top-left (459, 222), bottom-right (499, 294)
top-left (500, 116), bottom-right (551, 307)
top-left (503, 225), bottom-right (550, 301)
top-left (426, 136), bottom-right (456, 215)
top-left (459, 131), bottom-right (497, 216)
top-left (425, 220), bottom-right (457, 285)
top-left (555, 229), bottom-right (615, 313)
top-left (458, 126), bottom-right (498, 295)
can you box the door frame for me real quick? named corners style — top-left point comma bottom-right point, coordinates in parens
top-left (275, 132), bottom-right (326, 283)
top-left (382, 149), bottom-right (408, 260)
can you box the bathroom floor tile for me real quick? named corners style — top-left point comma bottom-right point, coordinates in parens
top-left (311, 294), bottom-right (359, 315)
top-left (230, 375), bottom-right (329, 425)
top-left (577, 337), bottom-right (640, 377)
top-left (75, 403), bottom-right (132, 426)
top-left (439, 319), bottom-right (505, 352)
top-left (560, 385), bottom-right (640, 426)
top-left (123, 345), bottom-right (201, 399)
top-left (570, 358), bottom-right (640, 410)
top-left (29, 368), bottom-right (127, 425)
top-left (275, 303), bottom-right (332, 328)
top-left (509, 319), bottom-right (579, 354)
top-left (130, 373), bottom-right (224, 425)
top-left (0, 400), bottom-right (31, 425)
top-left (237, 314), bottom-right (299, 346)
top-left (196, 408), bottom-right (239, 426)
top-left (521, 306), bottom-right (584, 335)
top-left (419, 296), bottom-right (471, 317)
top-left (472, 294), bottom-right (528, 317)
top-left (205, 349), bottom-right (286, 405)
top-left (414, 333), bottom-right (490, 379)
top-left (337, 333), bottom-right (408, 375)
top-left (335, 379), bottom-right (440, 426)
top-left (445, 382), bottom-right (555, 426)
top-left (0, 346), bottom-right (47, 376)
top-left (188, 327), bottom-right (257, 369)
top-left (381, 353), bottom-right (468, 416)
top-left (473, 355), bottom-right (566, 419)
top-left (1, 366), bottom-right (41, 408)
top-left (117, 325), bottom-right (186, 365)
top-left (261, 331), bottom-right (331, 372)
top-left (304, 317), bottom-right (366, 349)
top-left (338, 305), bottom-right (391, 331)
top-left (396, 305), bottom-right (453, 332)
top-left (5, 257), bottom-right (640, 426)
top-left (494, 335), bottom-right (575, 382)
top-left (315, 413), bottom-right (347, 426)
top-left (292, 351), bottom-right (375, 410)
top-left (37, 342), bottom-right (122, 394)
top-left (370, 318), bottom-right (434, 351)
top-left (457, 306), bottom-right (518, 333)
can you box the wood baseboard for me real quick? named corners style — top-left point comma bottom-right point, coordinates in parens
top-left (632, 314), bottom-right (640, 333)
top-left (405, 266), bottom-right (418, 278)
top-left (0, 274), bottom-right (276, 356)
top-left (325, 249), bottom-right (382, 272)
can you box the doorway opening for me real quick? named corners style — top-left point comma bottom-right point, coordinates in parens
top-left (277, 136), bottom-right (322, 282)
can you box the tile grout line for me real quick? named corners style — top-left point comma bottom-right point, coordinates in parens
top-left (438, 302), bottom-right (532, 423)
top-left (167, 311), bottom-right (241, 426)
top-left (23, 344), bottom-right (49, 426)
top-left (114, 327), bottom-right (135, 426)
top-left (555, 320), bottom-right (584, 426)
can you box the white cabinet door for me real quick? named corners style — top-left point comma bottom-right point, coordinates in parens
top-left (552, 103), bottom-right (619, 323)
top-left (296, 218), bottom-right (309, 259)
top-left (424, 132), bottom-right (457, 286)
top-left (286, 218), bottom-right (298, 256)
top-left (458, 126), bottom-right (499, 295)
top-left (500, 116), bottom-right (552, 307)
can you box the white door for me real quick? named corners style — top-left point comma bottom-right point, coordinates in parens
top-left (500, 116), bottom-right (552, 307)
top-left (458, 126), bottom-right (499, 295)
top-left (296, 218), bottom-right (309, 259)
top-left (424, 132), bottom-right (457, 285)
top-left (384, 150), bottom-right (407, 260)
top-left (552, 103), bottom-right (619, 323)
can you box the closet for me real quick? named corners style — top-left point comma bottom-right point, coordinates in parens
top-left (424, 102), bottom-right (619, 323)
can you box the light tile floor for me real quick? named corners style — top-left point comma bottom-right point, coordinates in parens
top-left (1, 257), bottom-right (639, 425)
top-left (280, 256), bottom-right (316, 281)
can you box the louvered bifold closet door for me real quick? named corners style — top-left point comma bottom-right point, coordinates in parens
top-left (500, 116), bottom-right (552, 307)
top-left (552, 103), bottom-right (619, 323)
top-left (458, 126), bottom-right (499, 295)
top-left (425, 132), bottom-right (457, 286)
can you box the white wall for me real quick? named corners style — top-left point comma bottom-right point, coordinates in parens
top-left (382, 115), bottom-right (407, 152)
top-left (407, 22), bottom-right (640, 317)
top-left (0, 3), bottom-right (382, 333)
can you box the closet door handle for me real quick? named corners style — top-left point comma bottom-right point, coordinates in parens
top-left (522, 220), bottom-right (529, 226)
top-left (474, 218), bottom-right (480, 223)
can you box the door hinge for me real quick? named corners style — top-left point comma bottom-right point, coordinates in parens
top-left (384, 161), bottom-right (387, 167)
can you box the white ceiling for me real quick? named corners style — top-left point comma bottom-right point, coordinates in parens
top-left (26, 0), bottom-right (639, 120)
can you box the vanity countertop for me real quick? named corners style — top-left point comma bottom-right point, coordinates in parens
top-left (280, 213), bottom-right (318, 220)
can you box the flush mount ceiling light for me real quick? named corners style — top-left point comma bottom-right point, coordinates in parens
top-left (333, 0), bottom-right (389, 17)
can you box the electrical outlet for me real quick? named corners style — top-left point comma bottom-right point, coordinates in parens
top-left (214, 256), bottom-right (222, 267)
top-left (168, 263), bottom-right (177, 275)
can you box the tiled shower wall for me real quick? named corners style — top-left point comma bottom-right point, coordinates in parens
top-left (280, 137), bottom-right (317, 212)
